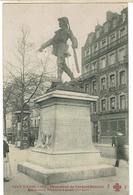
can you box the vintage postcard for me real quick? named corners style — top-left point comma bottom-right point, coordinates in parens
top-left (2, 1), bottom-right (130, 195)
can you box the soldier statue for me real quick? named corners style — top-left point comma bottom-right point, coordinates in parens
top-left (38, 17), bottom-right (79, 82)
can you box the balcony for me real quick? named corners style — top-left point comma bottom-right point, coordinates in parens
top-left (97, 107), bottom-right (128, 115)
top-left (83, 35), bottom-right (128, 64)
top-left (119, 57), bottom-right (128, 66)
top-left (118, 108), bottom-right (128, 112)
top-left (80, 69), bottom-right (98, 80)
top-left (99, 89), bottom-right (108, 96)
top-left (91, 90), bottom-right (98, 96)
top-left (118, 84), bottom-right (127, 90)
top-left (98, 58), bottom-right (128, 74)
top-left (109, 87), bottom-right (116, 92)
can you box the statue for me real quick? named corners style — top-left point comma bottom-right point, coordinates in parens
top-left (38, 17), bottom-right (79, 82)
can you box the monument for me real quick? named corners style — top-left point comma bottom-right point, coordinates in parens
top-left (18, 17), bottom-right (115, 184)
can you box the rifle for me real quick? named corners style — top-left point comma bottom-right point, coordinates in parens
top-left (67, 23), bottom-right (80, 73)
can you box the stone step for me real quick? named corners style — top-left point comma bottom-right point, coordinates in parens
top-left (18, 162), bottom-right (116, 185)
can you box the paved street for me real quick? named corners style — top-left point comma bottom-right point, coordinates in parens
top-left (4, 144), bottom-right (129, 195)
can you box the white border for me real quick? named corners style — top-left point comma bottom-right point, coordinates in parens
top-left (0, 2), bottom-right (133, 195)
top-left (129, 3), bottom-right (133, 195)
top-left (0, 1), bottom-right (3, 195)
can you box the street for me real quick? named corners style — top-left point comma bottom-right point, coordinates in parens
top-left (4, 144), bottom-right (129, 195)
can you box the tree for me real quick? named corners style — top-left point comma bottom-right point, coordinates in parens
top-left (4, 25), bottom-right (52, 148)
top-left (3, 81), bottom-right (14, 135)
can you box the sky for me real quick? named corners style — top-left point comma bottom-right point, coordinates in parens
top-left (3, 3), bottom-right (127, 81)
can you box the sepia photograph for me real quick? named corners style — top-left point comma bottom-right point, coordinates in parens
top-left (2, 1), bottom-right (130, 195)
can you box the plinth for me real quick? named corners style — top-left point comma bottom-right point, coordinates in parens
top-left (18, 90), bottom-right (115, 184)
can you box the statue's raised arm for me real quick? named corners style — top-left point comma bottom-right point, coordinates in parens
top-left (38, 38), bottom-right (53, 52)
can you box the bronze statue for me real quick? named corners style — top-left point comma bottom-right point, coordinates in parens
top-left (38, 17), bottom-right (79, 82)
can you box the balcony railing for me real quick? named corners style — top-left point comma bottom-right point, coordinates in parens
top-left (83, 35), bottom-right (128, 64)
top-left (80, 69), bottom-right (98, 79)
top-left (97, 107), bottom-right (128, 115)
top-left (82, 58), bottom-right (128, 77)
top-left (98, 58), bottom-right (128, 73)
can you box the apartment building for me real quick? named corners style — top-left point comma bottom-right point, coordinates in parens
top-left (79, 8), bottom-right (128, 144)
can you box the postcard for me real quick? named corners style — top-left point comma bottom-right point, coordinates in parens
top-left (2, 1), bottom-right (130, 195)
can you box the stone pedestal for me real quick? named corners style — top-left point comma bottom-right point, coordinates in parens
top-left (18, 90), bottom-right (115, 184)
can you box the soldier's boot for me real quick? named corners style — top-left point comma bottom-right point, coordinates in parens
top-left (63, 62), bottom-right (74, 80)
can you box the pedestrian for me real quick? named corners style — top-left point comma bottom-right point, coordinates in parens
top-left (3, 136), bottom-right (11, 182)
top-left (114, 132), bottom-right (127, 167)
top-left (29, 133), bottom-right (35, 147)
top-left (112, 135), bottom-right (116, 147)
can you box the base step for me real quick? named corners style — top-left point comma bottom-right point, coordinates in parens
top-left (18, 162), bottom-right (116, 184)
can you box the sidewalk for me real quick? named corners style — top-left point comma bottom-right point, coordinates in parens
top-left (95, 144), bottom-right (129, 159)
top-left (4, 145), bottom-right (129, 195)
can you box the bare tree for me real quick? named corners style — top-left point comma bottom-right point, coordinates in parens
top-left (4, 25), bottom-right (52, 148)
top-left (3, 81), bottom-right (14, 135)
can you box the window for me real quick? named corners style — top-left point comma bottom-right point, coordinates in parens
top-left (118, 47), bottom-right (126, 61)
top-left (94, 42), bottom-right (98, 51)
top-left (93, 102), bottom-right (97, 112)
top-left (110, 120), bottom-right (117, 132)
top-left (101, 99), bottom-right (106, 111)
top-left (101, 119), bottom-right (126, 136)
top-left (101, 120), bottom-right (110, 136)
top-left (31, 119), bottom-right (33, 127)
top-left (84, 50), bottom-right (87, 57)
top-left (85, 64), bottom-right (90, 73)
top-left (101, 77), bottom-right (106, 90)
top-left (120, 95), bottom-right (126, 109)
top-left (84, 49), bottom-right (90, 57)
top-left (119, 26), bottom-right (127, 37)
top-left (35, 119), bottom-right (36, 127)
top-left (84, 84), bottom-right (89, 93)
top-left (122, 13), bottom-right (127, 23)
top-left (92, 80), bottom-right (96, 92)
top-left (118, 120), bottom-right (126, 135)
top-left (109, 53), bottom-right (116, 65)
top-left (17, 115), bottom-right (21, 123)
top-left (110, 33), bottom-right (116, 42)
top-left (96, 31), bottom-right (100, 39)
top-left (119, 71), bottom-right (126, 85)
top-left (101, 38), bottom-right (107, 47)
top-left (110, 74), bottom-right (115, 87)
top-left (112, 19), bottom-right (117, 28)
top-left (92, 43), bottom-right (98, 52)
top-left (91, 61), bottom-right (97, 70)
top-left (100, 57), bottom-right (106, 69)
top-left (110, 97), bottom-right (116, 110)
top-left (103, 23), bottom-right (108, 33)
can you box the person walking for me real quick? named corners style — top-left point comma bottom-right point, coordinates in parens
top-left (3, 136), bottom-right (11, 182)
top-left (114, 132), bottom-right (126, 167)
top-left (112, 134), bottom-right (116, 147)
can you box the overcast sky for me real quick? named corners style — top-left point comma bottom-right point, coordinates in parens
top-left (3, 3), bottom-right (126, 81)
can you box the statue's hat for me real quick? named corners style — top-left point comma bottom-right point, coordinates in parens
top-left (58, 17), bottom-right (69, 25)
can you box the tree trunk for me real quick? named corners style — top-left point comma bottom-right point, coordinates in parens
top-left (3, 109), bottom-right (6, 135)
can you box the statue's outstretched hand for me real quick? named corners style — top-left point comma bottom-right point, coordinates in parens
top-left (38, 47), bottom-right (43, 52)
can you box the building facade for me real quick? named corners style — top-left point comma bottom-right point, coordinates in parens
top-left (79, 8), bottom-right (128, 144)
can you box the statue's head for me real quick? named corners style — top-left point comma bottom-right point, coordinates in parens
top-left (58, 17), bottom-right (69, 29)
